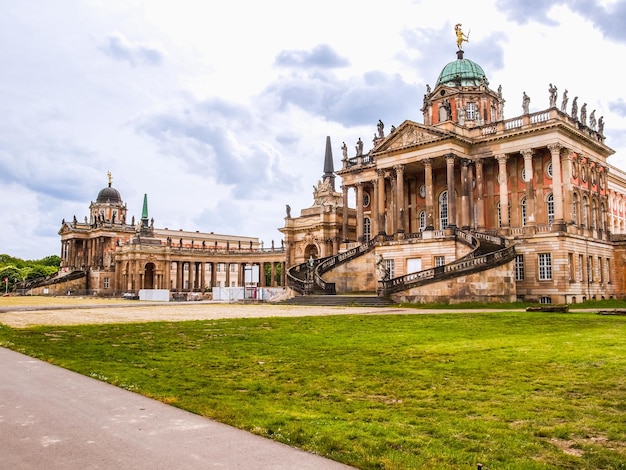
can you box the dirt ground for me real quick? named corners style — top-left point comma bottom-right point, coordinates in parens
top-left (0, 297), bottom-right (420, 328)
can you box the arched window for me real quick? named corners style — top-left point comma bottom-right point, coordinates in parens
top-left (419, 211), bottom-right (426, 231)
top-left (547, 193), bottom-right (555, 225)
top-left (439, 191), bottom-right (449, 229)
top-left (521, 197), bottom-right (527, 226)
top-left (582, 196), bottom-right (589, 227)
top-left (497, 201), bottom-right (511, 228)
top-left (573, 193), bottom-right (579, 225)
top-left (363, 217), bottom-right (371, 242)
top-left (600, 203), bottom-right (606, 231)
top-left (591, 201), bottom-right (598, 229)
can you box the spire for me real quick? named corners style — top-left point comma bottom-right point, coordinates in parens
top-left (322, 136), bottom-right (336, 191)
top-left (141, 193), bottom-right (149, 228)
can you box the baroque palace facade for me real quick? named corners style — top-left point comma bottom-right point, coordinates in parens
top-left (281, 38), bottom-right (626, 304)
top-left (46, 174), bottom-right (285, 296)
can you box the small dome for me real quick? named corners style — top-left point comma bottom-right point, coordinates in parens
top-left (436, 53), bottom-right (488, 88)
top-left (96, 184), bottom-right (122, 203)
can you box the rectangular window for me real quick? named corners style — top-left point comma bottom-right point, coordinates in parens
top-left (515, 254), bottom-right (525, 281)
top-left (407, 258), bottom-right (422, 274)
top-left (386, 259), bottom-right (395, 279)
top-left (538, 253), bottom-right (552, 280)
top-left (230, 263), bottom-right (236, 272)
top-left (103, 277), bottom-right (110, 289)
top-left (578, 254), bottom-right (584, 282)
top-left (606, 258), bottom-right (611, 283)
top-left (568, 253), bottom-right (574, 281)
top-left (598, 257), bottom-right (603, 284)
top-left (466, 102), bottom-right (477, 120)
top-left (435, 256), bottom-right (445, 267)
top-left (588, 256), bottom-right (594, 283)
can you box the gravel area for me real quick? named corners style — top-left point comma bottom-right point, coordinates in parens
top-left (0, 301), bottom-right (416, 328)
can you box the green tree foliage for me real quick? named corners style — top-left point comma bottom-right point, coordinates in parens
top-left (0, 254), bottom-right (60, 292)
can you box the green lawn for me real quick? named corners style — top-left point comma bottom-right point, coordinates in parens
top-left (1, 311), bottom-right (625, 469)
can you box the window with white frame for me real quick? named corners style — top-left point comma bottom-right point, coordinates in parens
top-left (573, 193), bottom-right (578, 224)
top-left (579, 254), bottom-right (584, 282)
top-left (606, 258), bottom-right (611, 283)
top-left (385, 259), bottom-right (395, 279)
top-left (598, 256), bottom-right (604, 284)
top-left (583, 196), bottom-right (589, 226)
top-left (104, 277), bottom-right (110, 289)
top-left (435, 256), bottom-right (446, 267)
top-left (538, 253), bottom-right (552, 280)
top-left (515, 254), bottom-right (524, 281)
top-left (419, 211), bottom-right (426, 231)
top-left (521, 197), bottom-right (527, 226)
top-left (439, 191), bottom-right (448, 229)
top-left (466, 102), bottom-right (478, 120)
top-left (363, 217), bottom-right (371, 242)
top-left (547, 193), bottom-right (555, 225)
top-left (588, 256), bottom-right (594, 283)
top-left (497, 201), bottom-right (511, 228)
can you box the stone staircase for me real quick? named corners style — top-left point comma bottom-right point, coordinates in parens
top-left (280, 294), bottom-right (397, 307)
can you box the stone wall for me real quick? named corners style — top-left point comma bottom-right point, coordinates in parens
top-left (391, 259), bottom-right (516, 304)
top-left (323, 252), bottom-right (378, 293)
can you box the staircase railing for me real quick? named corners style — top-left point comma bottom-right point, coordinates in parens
top-left (286, 237), bottom-right (379, 295)
top-left (380, 230), bottom-right (515, 295)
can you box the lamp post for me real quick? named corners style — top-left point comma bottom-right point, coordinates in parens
top-left (306, 255), bottom-right (314, 295)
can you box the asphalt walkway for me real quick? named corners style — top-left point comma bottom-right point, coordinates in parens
top-left (0, 347), bottom-right (354, 469)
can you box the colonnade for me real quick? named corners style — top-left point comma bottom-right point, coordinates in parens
top-left (115, 258), bottom-right (286, 292)
top-left (341, 143), bottom-right (580, 242)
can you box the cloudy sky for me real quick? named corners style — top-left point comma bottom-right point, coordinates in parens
top-left (2, 0), bottom-right (626, 259)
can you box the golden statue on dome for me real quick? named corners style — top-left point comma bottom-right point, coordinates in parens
top-left (107, 170), bottom-right (113, 186)
top-left (455, 23), bottom-right (469, 50)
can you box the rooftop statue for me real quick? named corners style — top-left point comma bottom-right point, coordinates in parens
top-left (455, 23), bottom-right (469, 50)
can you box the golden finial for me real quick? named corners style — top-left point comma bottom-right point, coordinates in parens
top-left (455, 23), bottom-right (470, 50)
top-left (107, 171), bottom-right (112, 187)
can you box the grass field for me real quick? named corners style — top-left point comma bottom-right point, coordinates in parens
top-left (1, 309), bottom-right (625, 469)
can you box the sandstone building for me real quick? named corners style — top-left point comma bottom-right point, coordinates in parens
top-left (49, 173), bottom-right (285, 296)
top-left (282, 37), bottom-right (626, 304)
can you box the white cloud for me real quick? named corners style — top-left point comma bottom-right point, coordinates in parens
top-left (1, 0), bottom-right (626, 259)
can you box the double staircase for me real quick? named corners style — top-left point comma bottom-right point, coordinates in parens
top-left (286, 229), bottom-right (515, 299)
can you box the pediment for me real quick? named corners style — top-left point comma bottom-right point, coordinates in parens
top-left (374, 121), bottom-right (450, 152)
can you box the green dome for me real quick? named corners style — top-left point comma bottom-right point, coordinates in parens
top-left (436, 56), bottom-right (487, 87)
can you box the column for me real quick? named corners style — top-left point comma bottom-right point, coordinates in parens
top-left (271, 262), bottom-right (277, 287)
top-left (164, 259), bottom-right (171, 291)
top-left (210, 262), bottom-right (216, 289)
top-left (496, 154), bottom-right (509, 229)
top-left (548, 143), bottom-right (565, 227)
top-left (467, 162), bottom-right (475, 229)
top-left (356, 182), bottom-right (364, 242)
top-left (395, 164), bottom-right (405, 233)
top-left (176, 261), bottom-right (183, 291)
top-left (377, 169), bottom-right (386, 235)
top-left (189, 262), bottom-right (196, 291)
top-left (342, 185), bottom-right (349, 242)
top-left (371, 178), bottom-right (379, 235)
top-left (424, 158), bottom-right (434, 230)
top-left (225, 263), bottom-right (231, 287)
top-left (445, 154), bottom-right (457, 228)
top-left (460, 160), bottom-right (470, 229)
top-left (521, 149), bottom-right (536, 226)
top-left (475, 159), bottom-right (485, 229)
top-left (200, 261), bottom-right (205, 291)
top-left (561, 149), bottom-right (574, 224)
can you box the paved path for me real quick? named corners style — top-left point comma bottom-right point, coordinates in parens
top-left (0, 347), bottom-right (354, 469)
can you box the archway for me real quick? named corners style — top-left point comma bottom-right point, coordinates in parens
top-left (144, 262), bottom-right (155, 289)
top-left (304, 244), bottom-right (319, 261)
